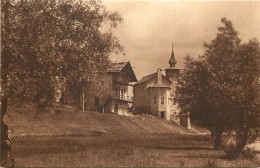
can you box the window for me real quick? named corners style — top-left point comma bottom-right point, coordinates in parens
top-left (153, 97), bottom-right (156, 104)
top-left (115, 89), bottom-right (118, 98)
top-left (121, 89), bottom-right (124, 99)
top-left (161, 97), bottom-right (164, 104)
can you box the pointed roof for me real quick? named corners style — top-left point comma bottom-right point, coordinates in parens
top-left (109, 62), bottom-right (128, 72)
top-left (169, 43), bottom-right (177, 68)
top-left (108, 61), bottom-right (137, 82)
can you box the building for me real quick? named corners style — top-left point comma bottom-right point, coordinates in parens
top-left (133, 46), bottom-right (190, 128)
top-left (84, 61), bottom-right (138, 116)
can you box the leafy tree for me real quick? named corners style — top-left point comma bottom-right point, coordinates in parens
top-left (1, 0), bottom-right (123, 108)
top-left (1, 0), bottom-right (123, 164)
top-left (176, 18), bottom-right (260, 156)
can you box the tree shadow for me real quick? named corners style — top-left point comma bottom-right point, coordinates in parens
top-left (145, 145), bottom-right (213, 151)
top-left (145, 145), bottom-right (227, 159)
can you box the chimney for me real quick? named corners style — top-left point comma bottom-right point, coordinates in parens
top-left (157, 68), bottom-right (162, 84)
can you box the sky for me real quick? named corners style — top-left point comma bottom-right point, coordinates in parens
top-left (103, 1), bottom-right (260, 80)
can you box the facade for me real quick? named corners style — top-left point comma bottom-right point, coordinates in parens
top-left (84, 61), bottom-right (137, 116)
top-left (133, 47), bottom-right (190, 128)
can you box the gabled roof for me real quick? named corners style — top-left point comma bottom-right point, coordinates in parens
top-left (108, 61), bottom-right (137, 82)
top-left (133, 73), bottom-right (157, 86)
top-left (134, 73), bottom-right (171, 86)
top-left (109, 62), bottom-right (128, 73)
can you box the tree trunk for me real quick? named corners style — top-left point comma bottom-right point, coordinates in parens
top-left (213, 128), bottom-right (222, 149)
top-left (233, 127), bottom-right (248, 159)
top-left (1, 97), bottom-right (12, 167)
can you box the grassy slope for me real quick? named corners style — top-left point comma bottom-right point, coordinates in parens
top-left (5, 104), bottom-right (260, 167)
top-left (5, 104), bottom-right (192, 136)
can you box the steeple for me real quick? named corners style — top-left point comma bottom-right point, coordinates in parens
top-left (168, 42), bottom-right (177, 68)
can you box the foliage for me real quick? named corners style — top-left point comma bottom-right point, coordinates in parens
top-left (175, 18), bottom-right (260, 155)
top-left (221, 137), bottom-right (257, 160)
top-left (221, 136), bottom-right (239, 159)
top-left (240, 147), bottom-right (257, 160)
top-left (133, 106), bottom-right (151, 115)
top-left (1, 0), bottom-right (123, 107)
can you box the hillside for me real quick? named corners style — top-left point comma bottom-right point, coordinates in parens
top-left (4, 104), bottom-right (193, 137)
top-left (5, 104), bottom-right (259, 167)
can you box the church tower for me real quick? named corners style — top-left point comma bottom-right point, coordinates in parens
top-left (166, 43), bottom-right (190, 129)
top-left (165, 43), bottom-right (181, 95)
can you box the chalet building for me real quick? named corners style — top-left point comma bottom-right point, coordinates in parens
top-left (84, 61), bottom-right (137, 116)
top-left (133, 47), bottom-right (190, 128)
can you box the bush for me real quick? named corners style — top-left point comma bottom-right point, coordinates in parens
top-left (222, 143), bottom-right (239, 159)
top-left (240, 147), bottom-right (257, 160)
top-left (221, 135), bottom-right (241, 159)
top-left (133, 106), bottom-right (150, 115)
top-left (223, 143), bottom-right (257, 160)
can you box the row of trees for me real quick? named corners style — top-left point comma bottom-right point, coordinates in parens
top-left (1, 0), bottom-right (123, 108)
top-left (176, 18), bottom-right (260, 159)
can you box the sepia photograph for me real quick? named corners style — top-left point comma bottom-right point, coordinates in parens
top-left (1, 0), bottom-right (260, 167)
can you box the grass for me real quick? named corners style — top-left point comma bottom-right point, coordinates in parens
top-left (12, 134), bottom-right (260, 167)
top-left (5, 104), bottom-right (192, 137)
top-left (5, 104), bottom-right (260, 167)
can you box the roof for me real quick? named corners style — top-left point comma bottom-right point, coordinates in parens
top-left (108, 62), bottom-right (128, 73)
top-left (134, 73), bottom-right (172, 86)
top-left (108, 61), bottom-right (137, 82)
top-left (147, 84), bottom-right (170, 88)
top-left (169, 49), bottom-right (177, 68)
top-left (133, 73), bottom-right (157, 85)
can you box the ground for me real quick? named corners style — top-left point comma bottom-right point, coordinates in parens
top-left (4, 104), bottom-right (260, 167)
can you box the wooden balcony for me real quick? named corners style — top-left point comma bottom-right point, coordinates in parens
top-left (108, 94), bottom-right (134, 103)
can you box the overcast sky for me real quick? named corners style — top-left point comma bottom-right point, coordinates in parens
top-left (103, 1), bottom-right (260, 80)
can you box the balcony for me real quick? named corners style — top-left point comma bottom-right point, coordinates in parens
top-left (108, 94), bottom-right (134, 103)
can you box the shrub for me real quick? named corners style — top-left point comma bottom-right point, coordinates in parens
top-left (240, 147), bottom-right (257, 160)
top-left (222, 143), bottom-right (238, 159)
top-left (133, 106), bottom-right (150, 115)
top-left (222, 136), bottom-right (241, 159)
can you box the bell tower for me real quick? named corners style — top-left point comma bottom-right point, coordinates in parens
top-left (165, 43), bottom-right (190, 129)
top-left (165, 43), bottom-right (181, 94)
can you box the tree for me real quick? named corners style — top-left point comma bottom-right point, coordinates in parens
top-left (1, 0), bottom-right (123, 107)
top-left (1, 1), bottom-right (123, 164)
top-left (176, 18), bottom-right (260, 157)
top-left (176, 56), bottom-right (223, 148)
